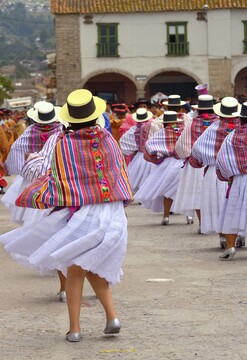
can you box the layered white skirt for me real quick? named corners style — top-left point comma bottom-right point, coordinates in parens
top-left (134, 157), bottom-right (183, 212)
top-left (1, 175), bottom-right (43, 225)
top-left (200, 165), bottom-right (228, 234)
top-left (128, 152), bottom-right (156, 194)
top-left (173, 162), bottom-right (204, 217)
top-left (217, 175), bottom-right (247, 235)
top-left (0, 201), bottom-right (127, 285)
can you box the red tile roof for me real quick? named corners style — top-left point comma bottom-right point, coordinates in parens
top-left (51, 0), bottom-right (247, 14)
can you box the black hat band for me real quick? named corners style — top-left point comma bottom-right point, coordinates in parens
top-left (220, 104), bottom-right (238, 115)
top-left (137, 112), bottom-right (148, 120)
top-left (240, 105), bottom-right (247, 117)
top-left (38, 109), bottom-right (55, 121)
top-left (169, 97), bottom-right (181, 105)
top-left (68, 97), bottom-right (96, 119)
top-left (198, 99), bottom-right (213, 108)
top-left (163, 113), bottom-right (177, 122)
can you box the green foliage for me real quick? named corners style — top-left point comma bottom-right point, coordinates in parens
top-left (0, 74), bottom-right (14, 105)
top-left (0, 2), bottom-right (55, 70)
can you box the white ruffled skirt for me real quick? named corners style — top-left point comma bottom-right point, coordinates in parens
top-left (217, 175), bottom-right (247, 235)
top-left (0, 201), bottom-right (127, 285)
top-left (200, 165), bottom-right (228, 234)
top-left (134, 157), bottom-right (183, 212)
top-left (1, 175), bottom-right (43, 225)
top-left (173, 162), bottom-right (204, 217)
top-left (127, 152), bottom-right (156, 194)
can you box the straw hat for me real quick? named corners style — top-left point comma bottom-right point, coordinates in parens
top-left (132, 108), bottom-right (153, 122)
top-left (27, 102), bottom-right (63, 124)
top-left (192, 94), bottom-right (214, 110)
top-left (213, 97), bottom-right (241, 118)
top-left (232, 101), bottom-right (247, 118)
top-left (60, 89), bottom-right (106, 123)
top-left (162, 95), bottom-right (186, 107)
top-left (162, 111), bottom-right (178, 123)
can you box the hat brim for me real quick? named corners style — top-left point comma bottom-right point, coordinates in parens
top-left (27, 106), bottom-right (64, 124)
top-left (192, 105), bottom-right (213, 110)
top-left (60, 96), bottom-right (106, 123)
top-left (213, 103), bottom-right (241, 118)
top-left (96, 114), bottom-right (105, 128)
top-left (162, 101), bottom-right (186, 106)
top-left (132, 110), bottom-right (153, 122)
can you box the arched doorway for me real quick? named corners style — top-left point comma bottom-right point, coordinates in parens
top-left (234, 67), bottom-right (247, 100)
top-left (83, 73), bottom-right (137, 105)
top-left (145, 71), bottom-right (198, 101)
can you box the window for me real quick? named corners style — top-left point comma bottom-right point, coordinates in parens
top-left (243, 21), bottom-right (247, 54)
top-left (97, 23), bottom-right (119, 57)
top-left (166, 22), bottom-right (189, 56)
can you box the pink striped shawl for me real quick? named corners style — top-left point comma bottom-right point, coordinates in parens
top-left (189, 118), bottom-right (240, 168)
top-left (16, 127), bottom-right (133, 209)
top-left (4, 122), bottom-right (62, 175)
top-left (216, 123), bottom-right (247, 180)
top-left (145, 124), bottom-right (183, 162)
top-left (175, 114), bottom-right (218, 159)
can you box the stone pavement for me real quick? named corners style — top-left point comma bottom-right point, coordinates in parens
top-left (0, 176), bottom-right (247, 359)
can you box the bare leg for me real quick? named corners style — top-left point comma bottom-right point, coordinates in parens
top-left (66, 265), bottom-right (86, 333)
top-left (57, 270), bottom-right (66, 292)
top-left (196, 209), bottom-right (201, 223)
top-left (86, 272), bottom-right (117, 321)
top-left (163, 197), bottom-right (173, 218)
top-left (225, 233), bottom-right (237, 248)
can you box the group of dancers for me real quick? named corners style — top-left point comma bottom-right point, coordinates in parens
top-left (1, 87), bottom-right (247, 342)
top-left (119, 93), bottom-right (247, 261)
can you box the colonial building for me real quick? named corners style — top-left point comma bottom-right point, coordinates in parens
top-left (50, 0), bottom-right (247, 104)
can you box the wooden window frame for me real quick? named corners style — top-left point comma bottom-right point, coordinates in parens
top-left (97, 23), bottom-right (119, 57)
top-left (166, 22), bottom-right (189, 56)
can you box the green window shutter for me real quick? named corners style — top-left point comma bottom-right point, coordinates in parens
top-left (97, 23), bottom-right (119, 57)
top-left (166, 22), bottom-right (189, 56)
top-left (243, 21), bottom-right (247, 54)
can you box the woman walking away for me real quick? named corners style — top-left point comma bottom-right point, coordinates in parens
top-left (0, 89), bottom-right (133, 342)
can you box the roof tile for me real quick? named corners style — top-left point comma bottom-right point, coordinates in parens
top-left (50, 0), bottom-right (247, 14)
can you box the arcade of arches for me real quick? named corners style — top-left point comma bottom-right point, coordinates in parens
top-left (84, 71), bottom-right (198, 104)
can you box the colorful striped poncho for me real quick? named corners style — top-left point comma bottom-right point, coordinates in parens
top-left (189, 118), bottom-right (240, 168)
top-left (20, 132), bottom-right (62, 183)
top-left (4, 122), bottom-right (63, 175)
top-left (145, 123), bottom-right (183, 161)
top-left (216, 123), bottom-right (247, 181)
top-left (16, 127), bottom-right (133, 209)
top-left (175, 113), bottom-right (218, 159)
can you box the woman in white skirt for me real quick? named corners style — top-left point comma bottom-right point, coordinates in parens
top-left (0, 89), bottom-right (133, 342)
top-left (2, 101), bottom-right (64, 223)
top-left (120, 108), bottom-right (161, 194)
top-left (173, 95), bottom-right (218, 232)
top-left (216, 102), bottom-right (247, 260)
top-left (189, 97), bottom-right (242, 249)
top-left (134, 111), bottom-right (184, 225)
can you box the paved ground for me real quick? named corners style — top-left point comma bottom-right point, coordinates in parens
top-left (1, 176), bottom-right (247, 359)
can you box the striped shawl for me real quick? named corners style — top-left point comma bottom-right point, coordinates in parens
top-left (145, 124), bottom-right (183, 162)
top-left (16, 127), bottom-right (133, 209)
top-left (189, 118), bottom-right (240, 168)
top-left (4, 122), bottom-right (62, 175)
top-left (175, 114), bottom-right (218, 159)
top-left (216, 124), bottom-right (247, 180)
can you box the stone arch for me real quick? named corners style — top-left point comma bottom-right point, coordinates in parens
top-left (233, 64), bottom-right (247, 99)
top-left (82, 69), bottom-right (138, 104)
top-left (145, 67), bottom-right (202, 89)
top-left (82, 68), bottom-right (137, 88)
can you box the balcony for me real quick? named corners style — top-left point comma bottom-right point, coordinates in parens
top-left (97, 43), bottom-right (119, 57)
top-left (166, 42), bottom-right (189, 56)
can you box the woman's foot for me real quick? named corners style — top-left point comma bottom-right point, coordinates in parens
top-left (104, 318), bottom-right (121, 334)
top-left (57, 291), bottom-right (67, 303)
top-left (66, 331), bottom-right (82, 342)
top-left (219, 247), bottom-right (236, 261)
top-left (161, 217), bottom-right (169, 225)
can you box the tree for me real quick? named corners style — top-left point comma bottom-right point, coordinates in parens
top-left (0, 74), bottom-right (14, 106)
